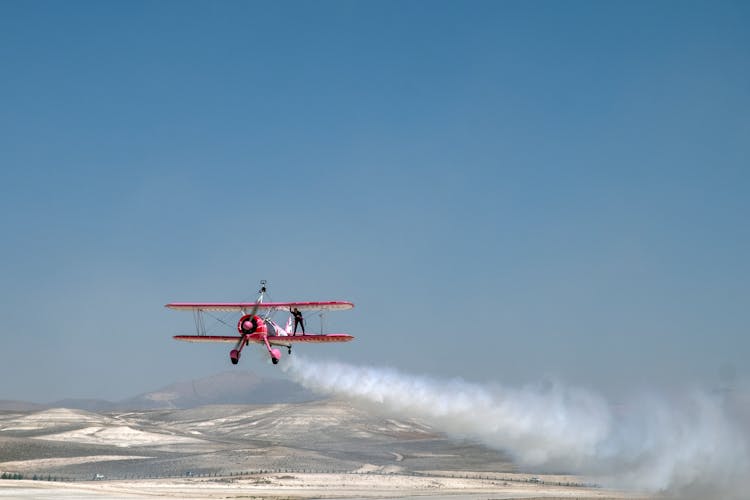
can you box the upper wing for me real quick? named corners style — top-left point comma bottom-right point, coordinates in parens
top-left (166, 301), bottom-right (354, 312)
top-left (173, 333), bottom-right (354, 344)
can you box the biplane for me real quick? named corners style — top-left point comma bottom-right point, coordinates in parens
top-left (166, 281), bottom-right (354, 365)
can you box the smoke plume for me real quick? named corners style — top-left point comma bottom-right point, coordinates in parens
top-left (282, 356), bottom-right (749, 498)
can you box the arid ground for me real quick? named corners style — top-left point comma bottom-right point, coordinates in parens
top-left (0, 400), bottom-right (650, 499)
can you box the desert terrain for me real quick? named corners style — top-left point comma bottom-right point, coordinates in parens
top-left (0, 395), bottom-right (646, 499)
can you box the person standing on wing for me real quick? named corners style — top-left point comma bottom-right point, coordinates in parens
top-left (290, 307), bottom-right (305, 335)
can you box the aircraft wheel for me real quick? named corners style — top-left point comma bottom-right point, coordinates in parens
top-left (272, 357), bottom-right (279, 365)
top-left (287, 348), bottom-right (292, 354)
top-left (230, 349), bottom-right (240, 365)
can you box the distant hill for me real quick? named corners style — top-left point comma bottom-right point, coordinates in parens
top-left (0, 400), bottom-right (44, 411)
top-left (0, 371), bottom-right (319, 411)
top-left (46, 398), bottom-right (117, 412)
top-left (120, 370), bottom-right (319, 409)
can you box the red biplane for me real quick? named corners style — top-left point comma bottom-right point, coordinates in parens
top-left (166, 281), bottom-right (354, 365)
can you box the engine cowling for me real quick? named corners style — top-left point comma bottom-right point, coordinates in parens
top-left (238, 314), bottom-right (266, 335)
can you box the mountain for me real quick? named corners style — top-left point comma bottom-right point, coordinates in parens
top-left (120, 370), bottom-right (319, 409)
top-left (46, 398), bottom-right (117, 412)
top-left (0, 400), bottom-right (44, 411)
top-left (0, 371), bottom-right (320, 411)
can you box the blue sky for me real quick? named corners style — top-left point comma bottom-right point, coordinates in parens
top-left (1, 1), bottom-right (748, 402)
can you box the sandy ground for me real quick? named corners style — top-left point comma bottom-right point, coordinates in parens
top-left (0, 456), bottom-right (152, 472)
top-left (36, 425), bottom-right (203, 447)
top-left (0, 473), bottom-right (648, 500)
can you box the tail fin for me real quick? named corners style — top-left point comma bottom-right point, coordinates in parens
top-left (285, 315), bottom-right (293, 335)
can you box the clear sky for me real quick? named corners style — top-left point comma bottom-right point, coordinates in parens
top-left (1, 1), bottom-right (748, 403)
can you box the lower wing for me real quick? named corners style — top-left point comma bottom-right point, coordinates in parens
top-left (173, 334), bottom-right (354, 344)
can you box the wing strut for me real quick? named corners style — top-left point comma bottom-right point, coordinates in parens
top-left (318, 311), bottom-right (326, 334)
top-left (192, 309), bottom-right (207, 336)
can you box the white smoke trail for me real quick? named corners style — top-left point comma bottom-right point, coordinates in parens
top-left (282, 356), bottom-right (749, 498)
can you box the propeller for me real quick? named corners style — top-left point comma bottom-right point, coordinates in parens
top-left (238, 282), bottom-right (266, 335)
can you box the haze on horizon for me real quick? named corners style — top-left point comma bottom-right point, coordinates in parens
top-left (0, 1), bottom-right (748, 404)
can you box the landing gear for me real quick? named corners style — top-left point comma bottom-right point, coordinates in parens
top-left (260, 334), bottom-right (282, 365)
top-left (287, 346), bottom-right (292, 355)
top-left (230, 333), bottom-right (250, 366)
top-left (230, 349), bottom-right (241, 365)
